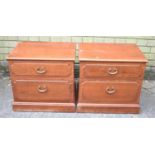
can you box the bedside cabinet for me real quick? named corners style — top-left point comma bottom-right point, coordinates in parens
top-left (77, 43), bottom-right (147, 114)
top-left (7, 42), bottom-right (76, 112)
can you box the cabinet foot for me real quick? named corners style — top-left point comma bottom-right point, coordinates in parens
top-left (13, 102), bottom-right (75, 112)
top-left (77, 103), bottom-right (140, 114)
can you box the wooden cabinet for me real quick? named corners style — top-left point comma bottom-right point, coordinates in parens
top-left (7, 42), bottom-right (76, 112)
top-left (77, 43), bottom-right (147, 113)
top-left (7, 42), bottom-right (147, 114)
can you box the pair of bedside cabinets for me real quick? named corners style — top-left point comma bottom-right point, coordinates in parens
top-left (7, 42), bottom-right (147, 114)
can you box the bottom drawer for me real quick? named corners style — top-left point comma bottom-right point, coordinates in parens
top-left (13, 80), bottom-right (74, 102)
top-left (79, 81), bottom-right (141, 104)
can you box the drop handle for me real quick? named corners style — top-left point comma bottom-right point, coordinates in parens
top-left (36, 67), bottom-right (46, 74)
top-left (37, 85), bottom-right (47, 93)
top-left (107, 67), bottom-right (118, 75)
top-left (105, 87), bottom-right (116, 94)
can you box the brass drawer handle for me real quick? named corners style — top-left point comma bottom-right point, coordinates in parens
top-left (108, 67), bottom-right (118, 75)
top-left (37, 85), bottom-right (47, 93)
top-left (36, 67), bottom-right (46, 74)
top-left (105, 87), bottom-right (116, 94)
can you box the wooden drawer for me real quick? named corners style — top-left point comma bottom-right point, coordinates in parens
top-left (10, 61), bottom-right (73, 79)
top-left (13, 80), bottom-right (74, 102)
top-left (79, 81), bottom-right (141, 104)
top-left (80, 62), bottom-right (144, 80)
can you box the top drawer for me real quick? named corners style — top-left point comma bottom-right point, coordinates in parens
top-left (80, 62), bottom-right (145, 80)
top-left (9, 61), bottom-right (73, 79)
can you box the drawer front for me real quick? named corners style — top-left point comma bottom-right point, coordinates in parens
top-left (80, 62), bottom-right (144, 80)
top-left (10, 61), bottom-right (73, 78)
top-left (13, 80), bottom-right (74, 102)
top-left (79, 81), bottom-right (140, 104)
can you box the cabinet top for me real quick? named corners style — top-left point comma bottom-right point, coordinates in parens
top-left (7, 42), bottom-right (76, 61)
top-left (79, 43), bottom-right (147, 62)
